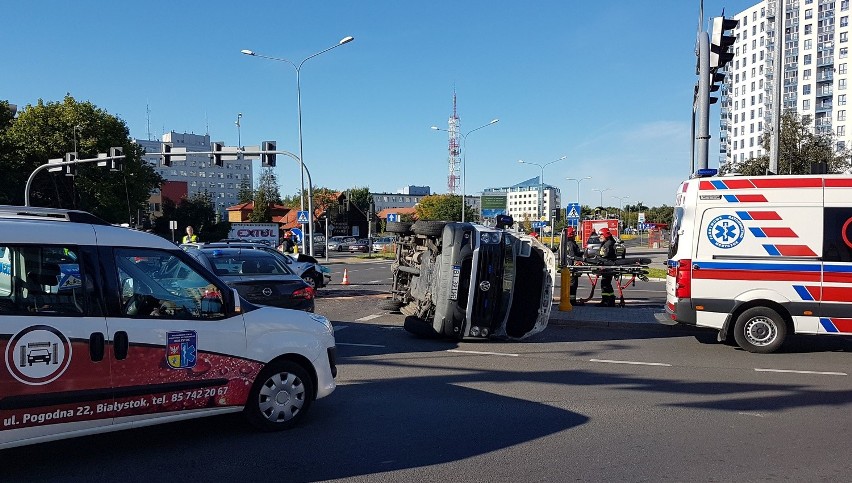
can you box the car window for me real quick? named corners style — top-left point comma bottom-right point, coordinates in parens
top-left (203, 250), bottom-right (290, 276)
top-left (0, 245), bottom-right (89, 316)
top-left (115, 248), bottom-right (224, 319)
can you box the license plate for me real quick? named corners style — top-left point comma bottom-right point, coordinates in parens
top-left (449, 265), bottom-right (461, 300)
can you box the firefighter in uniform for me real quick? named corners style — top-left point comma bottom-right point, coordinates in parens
top-left (597, 227), bottom-right (618, 306)
top-left (563, 226), bottom-right (583, 304)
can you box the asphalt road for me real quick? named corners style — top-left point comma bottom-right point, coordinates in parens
top-left (4, 263), bottom-right (851, 482)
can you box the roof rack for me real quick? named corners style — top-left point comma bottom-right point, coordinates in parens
top-left (0, 205), bottom-right (111, 225)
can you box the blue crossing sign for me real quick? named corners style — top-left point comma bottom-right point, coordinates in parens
top-left (565, 203), bottom-right (581, 221)
top-left (296, 210), bottom-right (310, 224)
top-left (532, 221), bottom-right (547, 229)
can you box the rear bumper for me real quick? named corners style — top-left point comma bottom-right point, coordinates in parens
top-left (658, 298), bottom-right (696, 326)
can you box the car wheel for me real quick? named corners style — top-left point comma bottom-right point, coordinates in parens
top-left (244, 360), bottom-right (314, 431)
top-left (733, 307), bottom-right (788, 353)
top-left (412, 220), bottom-right (447, 237)
top-left (302, 272), bottom-right (318, 289)
top-left (377, 298), bottom-right (404, 311)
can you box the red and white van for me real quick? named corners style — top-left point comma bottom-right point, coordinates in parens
top-left (1, 206), bottom-right (337, 449)
top-left (660, 170), bottom-right (852, 353)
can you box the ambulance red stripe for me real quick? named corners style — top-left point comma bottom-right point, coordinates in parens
top-left (751, 178), bottom-right (823, 188)
top-left (692, 269), bottom-right (821, 282)
top-left (734, 194), bottom-right (768, 202)
top-left (820, 286), bottom-right (852, 302)
top-left (747, 211), bottom-right (782, 220)
top-left (760, 227), bottom-right (797, 237)
top-left (775, 245), bottom-right (817, 256)
top-left (827, 318), bottom-right (852, 332)
top-left (824, 179), bottom-right (852, 187)
top-left (823, 273), bottom-right (852, 283)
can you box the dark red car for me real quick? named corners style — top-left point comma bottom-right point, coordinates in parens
top-left (347, 239), bottom-right (371, 253)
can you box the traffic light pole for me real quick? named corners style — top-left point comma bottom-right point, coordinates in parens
top-left (696, 31), bottom-right (711, 171)
top-left (25, 153), bottom-right (126, 206)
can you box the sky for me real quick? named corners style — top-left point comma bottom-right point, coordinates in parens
top-left (2, 0), bottom-right (762, 208)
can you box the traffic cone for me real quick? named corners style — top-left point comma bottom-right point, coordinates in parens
top-left (341, 268), bottom-right (350, 285)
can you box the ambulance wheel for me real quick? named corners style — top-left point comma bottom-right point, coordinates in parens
top-left (245, 360), bottom-right (314, 431)
top-left (733, 307), bottom-right (787, 354)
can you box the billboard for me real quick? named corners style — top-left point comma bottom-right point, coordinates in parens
top-left (480, 195), bottom-right (507, 218)
top-left (227, 223), bottom-right (280, 247)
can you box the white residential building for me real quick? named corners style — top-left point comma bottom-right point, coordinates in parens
top-left (482, 177), bottom-right (561, 222)
top-left (134, 132), bottom-right (253, 218)
top-left (723, 0), bottom-right (852, 166)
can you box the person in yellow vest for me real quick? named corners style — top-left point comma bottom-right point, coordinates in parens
top-left (183, 225), bottom-right (199, 244)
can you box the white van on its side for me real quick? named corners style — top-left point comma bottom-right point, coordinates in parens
top-left (659, 171), bottom-right (852, 353)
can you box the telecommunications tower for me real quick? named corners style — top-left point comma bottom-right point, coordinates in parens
top-left (446, 92), bottom-right (461, 194)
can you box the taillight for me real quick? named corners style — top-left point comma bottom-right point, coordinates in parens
top-left (292, 287), bottom-right (315, 300)
top-left (674, 259), bottom-right (691, 299)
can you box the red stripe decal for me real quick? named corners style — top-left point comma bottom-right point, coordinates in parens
top-left (692, 269), bottom-right (821, 282)
top-left (775, 245), bottom-right (817, 256)
top-left (760, 227), bottom-right (797, 237)
top-left (824, 179), bottom-right (852, 187)
top-left (751, 178), bottom-right (823, 188)
top-left (820, 286), bottom-right (852, 302)
top-left (736, 194), bottom-right (768, 202)
top-left (699, 181), bottom-right (716, 190)
top-left (748, 211), bottom-right (782, 220)
top-left (823, 273), bottom-right (852, 283)
top-left (723, 179), bottom-right (756, 189)
top-left (805, 285), bottom-right (821, 300)
top-left (828, 318), bottom-right (852, 332)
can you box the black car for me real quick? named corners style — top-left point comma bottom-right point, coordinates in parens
top-left (185, 247), bottom-right (315, 312)
top-left (584, 235), bottom-right (626, 259)
top-left (347, 239), bottom-right (370, 253)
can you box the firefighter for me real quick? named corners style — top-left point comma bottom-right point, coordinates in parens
top-left (597, 227), bottom-right (618, 307)
top-left (563, 226), bottom-right (583, 305)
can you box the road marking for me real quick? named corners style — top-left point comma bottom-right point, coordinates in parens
top-left (337, 342), bottom-right (386, 348)
top-left (737, 412), bottom-right (766, 418)
top-left (367, 280), bottom-right (386, 284)
top-left (589, 358), bottom-right (672, 367)
top-left (754, 368), bottom-right (847, 376)
top-left (356, 314), bottom-right (383, 321)
top-left (447, 349), bottom-right (519, 357)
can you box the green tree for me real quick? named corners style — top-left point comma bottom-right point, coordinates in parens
top-left (153, 191), bottom-right (229, 241)
top-left (722, 111), bottom-right (851, 175)
top-left (257, 167), bottom-right (282, 205)
top-left (237, 178), bottom-right (254, 204)
top-left (347, 186), bottom-right (372, 213)
top-left (249, 188), bottom-right (271, 222)
top-left (415, 194), bottom-right (477, 221)
top-left (0, 95), bottom-right (162, 222)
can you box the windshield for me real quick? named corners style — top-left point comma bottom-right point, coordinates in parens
top-left (668, 206), bottom-right (684, 259)
top-left (202, 249), bottom-right (292, 276)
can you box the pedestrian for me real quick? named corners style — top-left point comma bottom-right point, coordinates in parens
top-left (597, 227), bottom-right (618, 307)
top-left (279, 232), bottom-right (295, 254)
top-left (563, 226), bottom-right (584, 305)
top-left (182, 225), bottom-right (198, 244)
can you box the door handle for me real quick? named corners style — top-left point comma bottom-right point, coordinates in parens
top-left (114, 331), bottom-right (129, 360)
top-left (89, 332), bottom-right (105, 362)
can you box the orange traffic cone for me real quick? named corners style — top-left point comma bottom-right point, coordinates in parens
top-left (341, 268), bottom-right (350, 285)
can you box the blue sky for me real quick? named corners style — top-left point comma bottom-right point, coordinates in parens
top-left (2, 0), bottom-right (760, 208)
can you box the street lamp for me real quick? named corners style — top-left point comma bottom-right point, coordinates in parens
top-left (592, 188), bottom-right (614, 216)
top-left (431, 118), bottom-right (499, 222)
top-left (235, 113), bottom-right (242, 149)
top-left (566, 176), bottom-right (591, 219)
top-left (241, 35), bottom-right (354, 255)
top-left (518, 156), bottom-right (567, 220)
top-left (72, 125), bottom-right (82, 153)
top-left (612, 195), bottom-right (630, 229)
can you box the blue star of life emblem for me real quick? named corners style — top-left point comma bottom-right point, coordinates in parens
top-left (707, 214), bottom-right (745, 249)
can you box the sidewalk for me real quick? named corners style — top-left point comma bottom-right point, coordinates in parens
top-left (547, 302), bottom-right (686, 331)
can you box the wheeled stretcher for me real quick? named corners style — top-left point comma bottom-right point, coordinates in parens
top-left (564, 257), bottom-right (652, 307)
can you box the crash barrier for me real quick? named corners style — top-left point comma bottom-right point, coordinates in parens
top-left (564, 257), bottom-right (651, 308)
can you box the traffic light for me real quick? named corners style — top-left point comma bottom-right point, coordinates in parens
top-left (64, 152), bottom-right (77, 177)
top-left (710, 16), bottom-right (738, 69)
top-left (211, 141), bottom-right (224, 167)
top-left (262, 141), bottom-right (276, 167)
top-left (109, 146), bottom-right (124, 172)
top-left (161, 142), bottom-right (173, 167)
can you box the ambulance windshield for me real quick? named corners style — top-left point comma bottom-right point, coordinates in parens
top-left (668, 207), bottom-right (684, 259)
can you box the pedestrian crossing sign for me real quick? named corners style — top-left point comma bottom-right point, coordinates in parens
top-left (566, 203), bottom-right (581, 221)
top-left (297, 210), bottom-right (310, 224)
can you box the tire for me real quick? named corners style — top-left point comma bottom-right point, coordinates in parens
top-left (403, 315), bottom-right (439, 338)
top-left (377, 298), bottom-right (404, 311)
top-left (244, 360), bottom-right (314, 431)
top-left (412, 220), bottom-right (447, 237)
top-left (733, 307), bottom-right (788, 354)
top-left (303, 271), bottom-right (323, 289)
top-left (386, 221), bottom-right (413, 234)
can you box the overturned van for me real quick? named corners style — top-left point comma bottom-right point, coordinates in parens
top-left (379, 218), bottom-right (556, 340)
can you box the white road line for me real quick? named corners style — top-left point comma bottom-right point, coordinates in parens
top-left (447, 349), bottom-right (519, 357)
top-left (754, 368), bottom-right (847, 376)
top-left (367, 280), bottom-right (386, 284)
top-left (337, 342), bottom-right (386, 348)
top-left (589, 358), bottom-right (672, 367)
top-left (355, 314), bottom-right (383, 321)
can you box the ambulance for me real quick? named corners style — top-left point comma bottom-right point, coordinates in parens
top-left (1, 206), bottom-right (337, 449)
top-left (659, 169), bottom-right (852, 353)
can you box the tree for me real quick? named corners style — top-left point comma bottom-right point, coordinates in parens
top-left (722, 111), bottom-right (851, 175)
top-left (237, 178), bottom-right (254, 204)
top-left (249, 188), bottom-right (271, 222)
top-left (0, 95), bottom-right (162, 222)
top-left (415, 194), bottom-right (477, 221)
top-left (257, 167), bottom-right (282, 205)
top-left (153, 191), bottom-right (229, 241)
top-left (347, 186), bottom-right (372, 213)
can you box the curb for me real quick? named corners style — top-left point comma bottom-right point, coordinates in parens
top-left (547, 317), bottom-right (697, 332)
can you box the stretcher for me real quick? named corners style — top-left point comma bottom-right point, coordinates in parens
top-left (564, 257), bottom-right (652, 307)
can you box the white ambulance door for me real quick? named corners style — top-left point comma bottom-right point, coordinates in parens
top-left (1, 244), bottom-right (112, 448)
top-left (103, 247), bottom-right (252, 425)
top-left (817, 184), bottom-right (852, 334)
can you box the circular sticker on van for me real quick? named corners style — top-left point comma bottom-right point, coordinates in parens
top-left (4, 325), bottom-right (72, 385)
top-left (707, 215), bottom-right (745, 249)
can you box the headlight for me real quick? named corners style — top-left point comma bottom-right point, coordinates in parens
top-left (470, 326), bottom-right (481, 337)
top-left (481, 327), bottom-right (489, 337)
top-left (480, 233), bottom-right (491, 244)
top-left (490, 233), bottom-right (501, 244)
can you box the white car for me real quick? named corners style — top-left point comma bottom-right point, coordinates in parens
top-left (0, 206), bottom-right (337, 450)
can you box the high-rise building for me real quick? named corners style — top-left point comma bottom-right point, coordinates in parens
top-left (723, 0), bottom-right (852, 167)
top-left (482, 177), bottom-right (561, 222)
top-left (134, 132), bottom-right (253, 218)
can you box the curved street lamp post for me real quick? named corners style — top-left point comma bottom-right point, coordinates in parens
top-left (566, 176), bottom-right (591, 220)
top-left (518, 156), bottom-right (567, 220)
top-left (241, 36), bottom-right (354, 255)
top-left (592, 188), bottom-right (614, 218)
